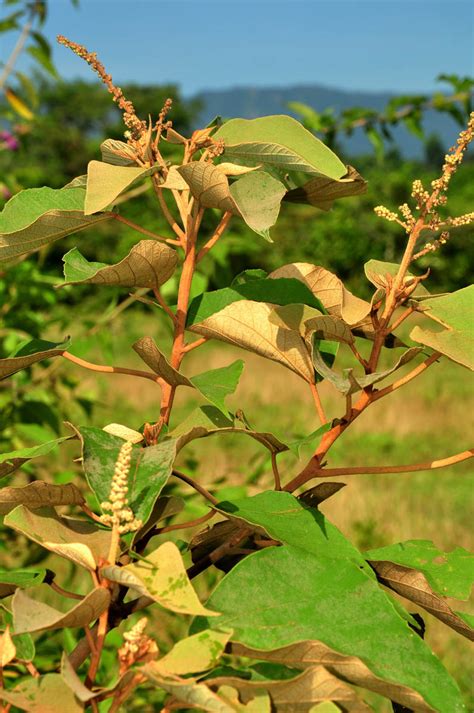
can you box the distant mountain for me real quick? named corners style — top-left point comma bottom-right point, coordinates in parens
top-left (195, 84), bottom-right (461, 158)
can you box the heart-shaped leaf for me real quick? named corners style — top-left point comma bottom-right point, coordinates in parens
top-left (61, 240), bottom-right (177, 289)
top-left (193, 492), bottom-right (464, 713)
top-left (0, 186), bottom-right (111, 262)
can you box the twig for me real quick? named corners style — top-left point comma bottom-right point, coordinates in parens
top-left (182, 337), bottom-right (207, 353)
top-left (81, 503), bottom-right (105, 524)
top-left (389, 305), bottom-right (416, 332)
top-left (196, 211), bottom-right (232, 262)
top-left (157, 509), bottom-right (215, 534)
top-left (302, 448), bottom-right (474, 478)
top-left (310, 382), bottom-right (327, 425)
top-left (152, 177), bottom-right (186, 241)
top-left (271, 452), bottom-right (282, 491)
top-left (62, 351), bottom-right (164, 386)
top-left (372, 351), bottom-right (441, 402)
top-left (171, 469), bottom-right (218, 506)
top-left (49, 582), bottom-right (84, 601)
top-left (0, 19), bottom-right (33, 93)
top-left (113, 213), bottom-right (178, 244)
top-left (85, 607), bottom-right (109, 687)
top-left (153, 288), bottom-right (176, 322)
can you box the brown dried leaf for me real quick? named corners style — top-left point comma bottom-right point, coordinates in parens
top-left (232, 642), bottom-right (433, 712)
top-left (368, 560), bottom-right (474, 641)
top-left (133, 336), bottom-right (193, 387)
top-left (208, 666), bottom-right (370, 712)
top-left (13, 587), bottom-right (110, 634)
top-left (190, 300), bottom-right (315, 382)
top-left (0, 481), bottom-right (84, 515)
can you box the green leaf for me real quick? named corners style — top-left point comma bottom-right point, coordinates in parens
top-left (61, 240), bottom-right (177, 289)
top-left (85, 161), bottom-right (158, 215)
top-left (229, 170), bottom-right (287, 241)
top-left (286, 424), bottom-right (331, 458)
top-left (0, 10), bottom-right (22, 32)
top-left (364, 260), bottom-right (430, 297)
top-left (231, 269), bottom-right (268, 286)
top-left (284, 165), bottom-right (367, 211)
top-left (0, 673), bottom-right (83, 713)
top-left (13, 587), bottom-right (110, 634)
top-left (365, 540), bottom-right (474, 601)
top-left (0, 481), bottom-right (84, 515)
top-left (27, 41), bottom-right (57, 79)
top-left (77, 426), bottom-right (176, 524)
top-left (5, 505), bottom-right (112, 570)
top-left (0, 568), bottom-right (47, 599)
top-left (213, 116), bottom-right (346, 179)
top-left (102, 541), bottom-right (216, 616)
top-left (147, 630), bottom-right (231, 676)
top-left (187, 278), bottom-right (325, 326)
top-left (0, 186), bottom-right (111, 262)
top-left (0, 338), bottom-right (70, 381)
top-left (0, 437), bottom-right (70, 480)
top-left (167, 405), bottom-right (288, 455)
top-left (194, 492), bottom-right (464, 712)
top-left (410, 286), bottom-right (474, 370)
top-left (190, 361), bottom-right (244, 417)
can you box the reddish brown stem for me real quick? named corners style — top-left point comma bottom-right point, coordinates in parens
top-left (196, 211), bottom-right (232, 262)
top-left (310, 382), bottom-right (327, 425)
top-left (113, 213), bottom-right (177, 244)
top-left (300, 448), bottom-right (474, 478)
top-left (85, 607), bottom-right (109, 687)
top-left (182, 337), bottom-right (207, 353)
top-left (153, 287), bottom-right (176, 323)
top-left (171, 469), bottom-right (218, 506)
top-left (271, 452), bottom-right (282, 491)
top-left (62, 352), bottom-right (164, 386)
top-left (157, 509), bottom-right (215, 534)
top-left (372, 351), bottom-right (440, 402)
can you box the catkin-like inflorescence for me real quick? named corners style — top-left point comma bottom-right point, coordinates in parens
top-left (57, 36), bottom-right (146, 140)
top-left (100, 440), bottom-right (142, 534)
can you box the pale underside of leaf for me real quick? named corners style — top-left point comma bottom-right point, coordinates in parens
top-left (0, 481), bottom-right (84, 515)
top-left (159, 165), bottom-right (190, 190)
top-left (13, 587), bottom-right (110, 634)
top-left (143, 667), bottom-right (236, 713)
top-left (0, 627), bottom-right (16, 666)
top-left (231, 642), bottom-right (433, 713)
top-left (0, 673), bottom-right (84, 713)
top-left (61, 240), bottom-right (177, 289)
top-left (100, 138), bottom-right (137, 166)
top-left (102, 423), bottom-right (144, 443)
top-left (150, 630), bottom-right (231, 677)
top-left (0, 338), bottom-right (70, 381)
top-left (178, 163), bottom-right (240, 213)
top-left (85, 161), bottom-right (158, 215)
top-left (269, 263), bottom-right (370, 326)
top-left (4, 505), bottom-right (112, 570)
top-left (133, 336), bottom-right (193, 387)
top-left (208, 666), bottom-right (371, 712)
top-left (102, 541), bottom-right (216, 616)
top-left (190, 300), bottom-right (315, 383)
top-left (229, 170), bottom-right (286, 240)
top-left (368, 560), bottom-right (474, 641)
top-left (0, 186), bottom-right (112, 262)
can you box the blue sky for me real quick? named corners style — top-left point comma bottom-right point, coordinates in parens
top-left (2, 0), bottom-right (473, 96)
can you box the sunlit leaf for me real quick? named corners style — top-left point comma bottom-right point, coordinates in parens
top-left (100, 138), bottom-right (137, 166)
top-left (13, 587), bottom-right (110, 634)
top-left (147, 630), bottom-right (231, 676)
top-left (214, 116), bottom-right (346, 179)
top-left (0, 673), bottom-right (83, 713)
top-left (410, 286), bottom-right (474, 370)
top-left (190, 360), bottom-right (244, 416)
top-left (60, 240), bottom-right (177, 289)
top-left (5, 505), bottom-right (111, 570)
top-left (0, 626), bottom-right (16, 666)
top-left (133, 337), bottom-right (193, 387)
top-left (229, 170), bottom-right (286, 240)
top-left (194, 492), bottom-right (464, 712)
top-left (85, 161), bottom-right (158, 215)
top-left (102, 541), bottom-right (216, 616)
